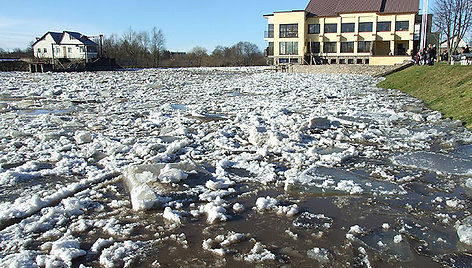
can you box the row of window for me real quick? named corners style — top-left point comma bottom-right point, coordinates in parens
top-left (267, 21), bottom-right (409, 38)
top-left (309, 21), bottom-right (409, 34)
top-left (307, 41), bottom-right (372, 53)
top-left (267, 41), bottom-right (374, 55)
top-left (36, 47), bottom-right (94, 54)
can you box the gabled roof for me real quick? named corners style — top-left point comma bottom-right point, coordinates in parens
top-left (64, 31), bottom-right (98, 46)
top-left (306, 0), bottom-right (419, 16)
top-left (32, 31), bottom-right (98, 47)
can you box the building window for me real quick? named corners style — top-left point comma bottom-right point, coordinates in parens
top-left (377, 21), bottom-right (391, 32)
top-left (308, 24), bottom-right (320, 34)
top-left (279, 42), bottom-right (298, 55)
top-left (80, 47), bottom-right (85, 53)
top-left (359, 22), bottom-right (373, 32)
top-left (37, 48), bottom-right (41, 54)
top-left (68, 47), bottom-right (72, 53)
top-left (324, 23), bottom-right (337, 33)
top-left (341, 42), bottom-right (354, 53)
top-left (267, 24), bottom-right (274, 38)
top-left (341, 23), bottom-right (355, 33)
top-left (43, 48), bottom-right (47, 53)
top-left (267, 42), bottom-right (274, 56)
top-left (323, 42), bottom-right (337, 53)
top-left (307, 42), bottom-right (320, 53)
top-left (358, 41), bottom-right (371, 53)
top-left (55, 47), bottom-right (60, 54)
top-left (280, 24), bottom-right (298, 38)
top-left (395, 21), bottom-right (409, 31)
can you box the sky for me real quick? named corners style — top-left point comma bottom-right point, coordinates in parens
top-left (0, 0), bottom-right (432, 52)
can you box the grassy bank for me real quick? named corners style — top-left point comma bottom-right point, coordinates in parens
top-left (377, 63), bottom-right (472, 129)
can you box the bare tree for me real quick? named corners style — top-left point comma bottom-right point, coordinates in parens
top-left (188, 46), bottom-right (208, 67)
top-left (433, 0), bottom-right (472, 61)
top-left (151, 27), bottom-right (166, 67)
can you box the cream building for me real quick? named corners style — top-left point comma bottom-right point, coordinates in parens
top-left (264, 0), bottom-right (427, 65)
top-left (33, 31), bottom-right (99, 61)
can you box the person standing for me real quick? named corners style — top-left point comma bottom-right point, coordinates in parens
top-left (427, 44), bottom-right (436, 66)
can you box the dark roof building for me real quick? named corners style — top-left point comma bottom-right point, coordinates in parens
top-left (305, 0), bottom-right (420, 16)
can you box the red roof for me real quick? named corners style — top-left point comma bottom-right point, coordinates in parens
top-left (306, 0), bottom-right (419, 16)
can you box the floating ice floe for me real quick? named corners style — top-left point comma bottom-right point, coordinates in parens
top-left (293, 212), bottom-right (333, 231)
top-left (285, 166), bottom-right (406, 196)
top-left (254, 196), bottom-right (299, 217)
top-left (307, 247), bottom-right (331, 264)
top-left (356, 228), bottom-right (414, 262)
top-left (392, 152), bottom-right (472, 177)
top-left (243, 242), bottom-right (276, 263)
top-left (456, 215), bottom-right (472, 245)
top-left (99, 241), bottom-right (146, 268)
top-left (123, 162), bottom-right (199, 210)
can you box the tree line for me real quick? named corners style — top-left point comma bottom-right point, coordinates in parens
top-left (0, 26), bottom-right (268, 68)
top-left (102, 27), bottom-right (267, 68)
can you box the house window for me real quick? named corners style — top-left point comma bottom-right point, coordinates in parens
top-left (80, 47), bottom-right (85, 53)
top-left (37, 48), bottom-right (41, 54)
top-left (359, 22), bottom-right (373, 32)
top-left (308, 24), bottom-right (320, 34)
top-left (395, 21), bottom-right (410, 31)
top-left (68, 47), bottom-right (72, 53)
top-left (267, 24), bottom-right (274, 38)
top-left (341, 23), bottom-right (355, 33)
top-left (324, 23), bottom-right (338, 33)
top-left (267, 42), bottom-right (274, 56)
top-left (307, 42), bottom-right (320, 53)
top-left (377, 21), bottom-right (391, 32)
top-left (43, 48), bottom-right (47, 53)
top-left (279, 42), bottom-right (298, 55)
top-left (341, 42), bottom-right (354, 53)
top-left (323, 42), bottom-right (337, 53)
top-left (358, 41), bottom-right (371, 53)
top-left (280, 24), bottom-right (298, 38)
top-left (55, 47), bottom-right (60, 54)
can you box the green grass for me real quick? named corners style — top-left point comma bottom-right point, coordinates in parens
top-left (377, 63), bottom-right (472, 129)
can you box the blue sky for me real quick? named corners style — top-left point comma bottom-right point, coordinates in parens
top-left (1, 0), bottom-right (430, 52)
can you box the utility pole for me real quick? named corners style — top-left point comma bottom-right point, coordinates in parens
top-left (420, 0), bottom-right (429, 50)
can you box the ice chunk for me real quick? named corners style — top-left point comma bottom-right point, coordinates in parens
top-left (163, 207), bottom-right (183, 225)
top-left (356, 229), bottom-right (414, 262)
top-left (254, 196), bottom-right (299, 217)
top-left (293, 212), bottom-right (333, 231)
top-left (456, 216), bottom-right (472, 245)
top-left (200, 198), bottom-right (228, 224)
top-left (392, 152), bottom-right (472, 176)
top-left (307, 247), bottom-right (330, 263)
top-left (74, 131), bottom-right (92, 144)
top-left (50, 235), bottom-right (86, 266)
top-left (0, 251), bottom-right (38, 267)
top-left (255, 196), bottom-right (279, 211)
top-left (123, 162), bottom-right (198, 210)
top-left (244, 242), bottom-right (276, 263)
top-left (99, 241), bottom-right (144, 268)
top-left (130, 184), bottom-right (159, 211)
top-left (91, 238), bottom-right (115, 254)
top-left (285, 167), bottom-right (406, 196)
top-left (158, 164), bottom-right (188, 183)
top-left (233, 203), bottom-right (245, 213)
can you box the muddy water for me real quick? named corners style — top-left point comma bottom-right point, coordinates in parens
top-left (1, 69), bottom-right (472, 267)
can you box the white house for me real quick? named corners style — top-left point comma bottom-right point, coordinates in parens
top-left (439, 36), bottom-right (468, 53)
top-left (33, 31), bottom-right (99, 60)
